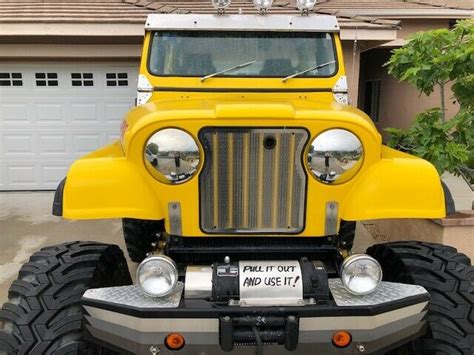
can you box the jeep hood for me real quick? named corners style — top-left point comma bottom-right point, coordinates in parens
top-left (122, 98), bottom-right (381, 152)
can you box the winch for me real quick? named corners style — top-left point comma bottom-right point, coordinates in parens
top-left (184, 258), bottom-right (329, 306)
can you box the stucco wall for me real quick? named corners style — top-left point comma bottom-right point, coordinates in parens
top-left (367, 216), bottom-right (474, 260)
top-left (396, 19), bottom-right (452, 40)
top-left (357, 19), bottom-right (460, 136)
top-left (0, 44), bottom-right (142, 60)
top-left (358, 48), bottom-right (459, 133)
top-left (341, 41), bottom-right (361, 107)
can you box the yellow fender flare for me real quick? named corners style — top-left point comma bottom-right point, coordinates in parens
top-left (57, 142), bottom-right (164, 220)
top-left (55, 142), bottom-right (448, 232)
top-left (341, 146), bottom-right (446, 220)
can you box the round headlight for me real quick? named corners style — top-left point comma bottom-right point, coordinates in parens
top-left (137, 256), bottom-right (179, 297)
top-left (212, 0), bottom-right (231, 10)
top-left (307, 129), bottom-right (363, 184)
top-left (145, 128), bottom-right (200, 184)
top-left (341, 254), bottom-right (382, 295)
top-left (253, 0), bottom-right (273, 11)
top-left (297, 0), bottom-right (316, 11)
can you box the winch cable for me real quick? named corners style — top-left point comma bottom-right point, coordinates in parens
top-left (252, 326), bottom-right (263, 355)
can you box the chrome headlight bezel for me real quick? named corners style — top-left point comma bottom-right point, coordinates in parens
top-left (306, 128), bottom-right (363, 184)
top-left (340, 254), bottom-right (382, 295)
top-left (144, 128), bottom-right (201, 184)
top-left (136, 255), bottom-right (179, 297)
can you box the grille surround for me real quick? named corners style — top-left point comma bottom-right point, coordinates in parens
top-left (199, 127), bottom-right (309, 234)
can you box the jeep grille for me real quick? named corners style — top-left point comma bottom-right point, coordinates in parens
top-left (199, 128), bottom-right (308, 234)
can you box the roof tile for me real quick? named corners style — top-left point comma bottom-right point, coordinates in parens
top-left (0, 0), bottom-right (470, 27)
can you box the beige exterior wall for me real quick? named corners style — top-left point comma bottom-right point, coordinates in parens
top-left (367, 216), bottom-right (474, 260)
top-left (358, 48), bottom-right (459, 134)
top-left (356, 19), bottom-right (460, 137)
top-left (396, 19), bottom-right (451, 39)
top-left (341, 41), bottom-right (361, 106)
top-left (0, 44), bottom-right (142, 60)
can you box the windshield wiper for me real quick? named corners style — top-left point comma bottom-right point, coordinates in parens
top-left (282, 60), bottom-right (336, 83)
top-left (200, 60), bottom-right (257, 82)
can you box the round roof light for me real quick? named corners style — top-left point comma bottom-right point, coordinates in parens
top-left (297, 0), bottom-right (316, 12)
top-left (212, 0), bottom-right (231, 12)
top-left (253, 0), bottom-right (273, 12)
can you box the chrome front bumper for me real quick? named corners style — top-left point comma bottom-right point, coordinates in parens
top-left (82, 279), bottom-right (429, 354)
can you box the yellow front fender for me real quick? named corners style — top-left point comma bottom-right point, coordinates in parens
top-left (55, 140), bottom-right (447, 236)
top-left (60, 141), bottom-right (164, 220)
top-left (340, 146), bottom-right (445, 220)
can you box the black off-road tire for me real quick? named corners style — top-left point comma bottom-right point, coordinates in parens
top-left (0, 241), bottom-right (132, 354)
top-left (122, 218), bottom-right (164, 262)
top-left (367, 241), bottom-right (473, 354)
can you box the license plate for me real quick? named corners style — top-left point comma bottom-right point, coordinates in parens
top-left (239, 260), bottom-right (303, 306)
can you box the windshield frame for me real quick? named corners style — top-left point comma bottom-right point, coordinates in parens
top-left (146, 30), bottom-right (339, 80)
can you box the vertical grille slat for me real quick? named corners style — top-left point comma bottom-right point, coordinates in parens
top-left (199, 128), bottom-right (308, 234)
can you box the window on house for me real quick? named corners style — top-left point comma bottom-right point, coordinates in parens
top-left (35, 73), bottom-right (58, 87)
top-left (106, 73), bottom-right (128, 87)
top-left (71, 73), bottom-right (94, 87)
top-left (363, 80), bottom-right (381, 122)
top-left (0, 72), bottom-right (23, 86)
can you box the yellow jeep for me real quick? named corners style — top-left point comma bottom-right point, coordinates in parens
top-left (1, 8), bottom-right (472, 355)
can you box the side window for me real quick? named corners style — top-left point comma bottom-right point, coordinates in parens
top-left (35, 73), bottom-right (58, 87)
top-left (363, 80), bottom-right (381, 123)
top-left (0, 72), bottom-right (23, 86)
top-left (106, 73), bottom-right (128, 87)
top-left (71, 73), bottom-right (94, 87)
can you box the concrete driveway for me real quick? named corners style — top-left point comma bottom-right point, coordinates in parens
top-left (0, 192), bottom-right (138, 305)
top-left (0, 191), bottom-right (374, 305)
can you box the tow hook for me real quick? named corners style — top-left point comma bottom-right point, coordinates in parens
top-left (149, 345), bottom-right (160, 354)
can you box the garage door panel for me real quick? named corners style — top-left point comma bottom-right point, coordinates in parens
top-left (4, 134), bottom-right (34, 154)
top-left (3, 163), bottom-right (69, 189)
top-left (73, 134), bottom-right (102, 154)
top-left (0, 61), bottom-right (138, 190)
top-left (39, 135), bottom-right (67, 154)
top-left (42, 166), bottom-right (69, 186)
top-left (0, 102), bottom-right (30, 123)
top-left (7, 166), bottom-right (36, 185)
top-left (70, 103), bottom-right (98, 122)
top-left (36, 103), bottom-right (64, 122)
top-left (105, 102), bottom-right (134, 121)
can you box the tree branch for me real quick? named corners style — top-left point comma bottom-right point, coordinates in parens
top-left (439, 82), bottom-right (446, 122)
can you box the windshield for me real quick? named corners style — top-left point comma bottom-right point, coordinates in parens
top-left (148, 31), bottom-right (337, 78)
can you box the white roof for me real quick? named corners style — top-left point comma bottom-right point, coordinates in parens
top-left (145, 14), bottom-right (340, 32)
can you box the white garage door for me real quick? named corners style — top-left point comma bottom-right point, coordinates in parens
top-left (0, 62), bottom-right (138, 190)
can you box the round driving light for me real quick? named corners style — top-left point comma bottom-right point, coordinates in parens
top-left (297, 0), bottom-right (316, 11)
top-left (212, 0), bottom-right (231, 11)
top-left (307, 129), bottom-right (363, 184)
top-left (144, 128), bottom-right (200, 184)
top-left (137, 256), bottom-right (178, 297)
top-left (253, 0), bottom-right (273, 11)
top-left (341, 254), bottom-right (382, 295)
